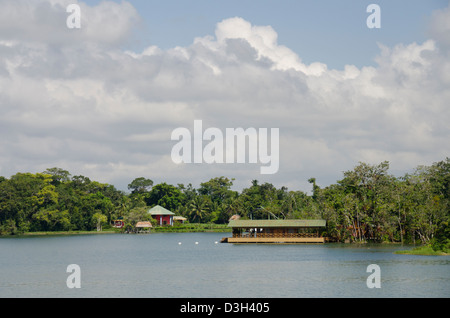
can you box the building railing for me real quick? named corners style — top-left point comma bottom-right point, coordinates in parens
top-left (232, 232), bottom-right (321, 238)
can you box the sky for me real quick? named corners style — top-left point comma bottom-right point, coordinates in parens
top-left (0, 0), bottom-right (449, 193)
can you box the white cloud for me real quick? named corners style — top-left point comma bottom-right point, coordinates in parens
top-left (207, 17), bottom-right (327, 75)
top-left (0, 0), bottom-right (140, 47)
top-left (428, 4), bottom-right (450, 50)
top-left (0, 0), bottom-right (449, 192)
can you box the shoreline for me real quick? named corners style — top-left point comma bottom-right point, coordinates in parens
top-left (2, 231), bottom-right (448, 256)
top-left (4, 230), bottom-right (118, 237)
top-left (0, 225), bottom-right (232, 237)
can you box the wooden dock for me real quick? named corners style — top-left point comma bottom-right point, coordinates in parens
top-left (222, 219), bottom-right (327, 244)
top-left (223, 237), bottom-right (325, 243)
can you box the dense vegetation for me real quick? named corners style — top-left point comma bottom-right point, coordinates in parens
top-left (0, 159), bottom-right (448, 251)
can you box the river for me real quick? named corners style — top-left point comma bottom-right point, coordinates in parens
top-left (0, 232), bottom-right (448, 298)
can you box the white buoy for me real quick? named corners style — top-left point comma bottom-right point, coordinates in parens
top-left (195, 241), bottom-right (199, 245)
top-left (178, 242), bottom-right (182, 245)
top-left (215, 241), bottom-right (218, 244)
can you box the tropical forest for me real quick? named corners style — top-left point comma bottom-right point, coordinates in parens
top-left (0, 158), bottom-right (448, 253)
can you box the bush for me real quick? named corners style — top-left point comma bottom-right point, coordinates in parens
top-left (431, 238), bottom-right (450, 253)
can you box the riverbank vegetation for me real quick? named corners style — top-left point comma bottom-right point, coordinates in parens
top-left (394, 245), bottom-right (449, 256)
top-left (0, 159), bottom-right (448, 252)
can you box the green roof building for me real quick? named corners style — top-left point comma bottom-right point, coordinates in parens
top-left (222, 219), bottom-right (327, 243)
top-left (148, 205), bottom-right (175, 226)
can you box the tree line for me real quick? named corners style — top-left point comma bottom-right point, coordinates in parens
top-left (0, 159), bottom-right (448, 249)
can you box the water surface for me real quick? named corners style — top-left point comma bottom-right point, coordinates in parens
top-left (1, 233), bottom-right (449, 297)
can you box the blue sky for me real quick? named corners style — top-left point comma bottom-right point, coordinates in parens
top-left (84, 0), bottom-right (448, 69)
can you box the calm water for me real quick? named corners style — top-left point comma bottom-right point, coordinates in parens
top-left (0, 232), bottom-right (449, 298)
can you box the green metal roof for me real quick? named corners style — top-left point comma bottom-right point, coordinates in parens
top-left (147, 205), bottom-right (175, 215)
top-left (228, 219), bottom-right (326, 228)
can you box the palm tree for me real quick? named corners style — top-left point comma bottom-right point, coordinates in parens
top-left (189, 196), bottom-right (209, 223)
top-left (115, 197), bottom-right (130, 218)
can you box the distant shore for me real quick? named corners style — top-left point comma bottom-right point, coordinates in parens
top-left (11, 230), bottom-right (117, 236)
top-left (1, 223), bottom-right (232, 237)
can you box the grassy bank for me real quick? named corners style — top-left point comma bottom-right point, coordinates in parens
top-left (153, 223), bottom-right (231, 233)
top-left (4, 223), bottom-right (231, 237)
top-left (18, 230), bottom-right (118, 236)
top-left (394, 245), bottom-right (449, 256)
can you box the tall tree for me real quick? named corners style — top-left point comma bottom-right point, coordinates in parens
top-left (147, 183), bottom-right (185, 211)
top-left (198, 177), bottom-right (236, 203)
top-left (127, 177), bottom-right (153, 194)
top-left (43, 168), bottom-right (71, 185)
top-left (92, 212), bottom-right (108, 231)
top-left (189, 196), bottom-right (209, 223)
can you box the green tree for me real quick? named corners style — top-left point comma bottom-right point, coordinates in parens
top-left (428, 158), bottom-right (450, 251)
top-left (403, 165), bottom-right (447, 245)
top-left (92, 212), bottom-right (108, 231)
top-left (238, 181), bottom-right (281, 219)
top-left (0, 172), bottom-right (60, 233)
top-left (146, 183), bottom-right (184, 211)
top-left (198, 177), bottom-right (236, 203)
top-left (337, 161), bottom-right (391, 241)
top-left (123, 206), bottom-right (152, 231)
top-left (43, 167), bottom-right (71, 185)
top-left (128, 177), bottom-right (153, 194)
top-left (33, 209), bottom-right (71, 231)
top-left (308, 177), bottom-right (320, 201)
top-left (189, 196), bottom-right (209, 223)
